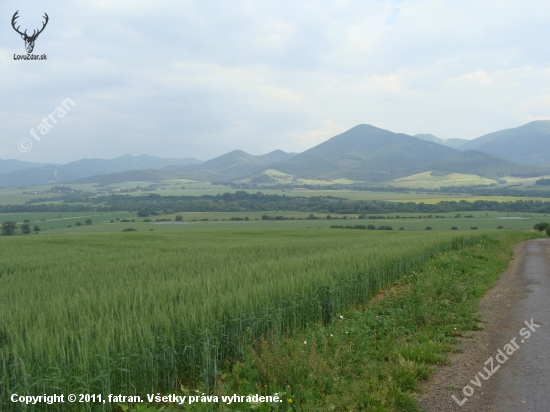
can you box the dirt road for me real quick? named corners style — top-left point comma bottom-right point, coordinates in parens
top-left (417, 238), bottom-right (550, 412)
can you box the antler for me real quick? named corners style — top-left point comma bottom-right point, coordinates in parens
top-left (11, 11), bottom-right (27, 37)
top-left (31, 13), bottom-right (49, 39)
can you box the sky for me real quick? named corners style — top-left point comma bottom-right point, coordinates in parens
top-left (1, 0), bottom-right (550, 164)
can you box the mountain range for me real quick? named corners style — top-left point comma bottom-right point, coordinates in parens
top-left (0, 155), bottom-right (202, 188)
top-left (459, 121), bottom-right (550, 166)
top-left (1, 121), bottom-right (549, 188)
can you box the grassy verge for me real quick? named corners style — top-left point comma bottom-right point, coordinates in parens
top-left (128, 231), bottom-right (542, 412)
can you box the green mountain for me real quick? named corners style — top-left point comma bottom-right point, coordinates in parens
top-left (189, 150), bottom-right (296, 179)
top-left (258, 150), bottom-right (297, 163)
top-left (192, 150), bottom-right (266, 179)
top-left (73, 168), bottom-right (199, 185)
top-left (271, 125), bottom-right (458, 182)
top-left (72, 150), bottom-right (297, 184)
top-left (461, 120), bottom-right (550, 166)
top-left (427, 150), bottom-right (550, 179)
top-left (3, 124), bottom-right (548, 188)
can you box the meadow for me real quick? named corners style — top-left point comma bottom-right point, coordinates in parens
top-left (2, 179), bottom-right (550, 208)
top-left (0, 229), bottom-right (491, 411)
top-left (1, 210), bottom-right (546, 235)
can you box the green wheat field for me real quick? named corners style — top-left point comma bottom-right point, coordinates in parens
top-left (0, 229), bottom-right (492, 410)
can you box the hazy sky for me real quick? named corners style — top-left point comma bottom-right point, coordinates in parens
top-left (1, 0), bottom-right (550, 164)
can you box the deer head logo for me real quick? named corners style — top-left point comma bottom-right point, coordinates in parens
top-left (11, 11), bottom-right (49, 54)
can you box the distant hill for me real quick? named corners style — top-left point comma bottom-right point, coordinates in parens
top-left (71, 150), bottom-right (297, 184)
top-left (0, 155), bottom-right (203, 188)
top-left (0, 159), bottom-right (55, 175)
top-left (414, 134), bottom-right (468, 149)
top-left (427, 150), bottom-right (550, 179)
top-left (187, 150), bottom-right (296, 180)
top-left (461, 120), bottom-right (550, 166)
top-left (414, 134), bottom-right (443, 144)
top-left (191, 150), bottom-right (266, 179)
top-left (0, 166), bottom-right (81, 188)
top-left (443, 138), bottom-right (469, 149)
top-left (258, 150), bottom-right (297, 163)
top-left (63, 155), bottom-right (202, 177)
top-left (3, 122), bottom-right (549, 188)
top-left (72, 168), bottom-right (198, 185)
top-left (270, 125), bottom-right (458, 182)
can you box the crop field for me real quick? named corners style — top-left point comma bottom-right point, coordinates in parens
top-left (1, 210), bottom-right (546, 235)
top-left (2, 180), bottom-right (550, 207)
top-left (0, 229), bottom-right (491, 410)
top-left (390, 171), bottom-right (497, 188)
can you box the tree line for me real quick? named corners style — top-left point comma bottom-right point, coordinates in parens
top-left (2, 191), bottom-right (550, 215)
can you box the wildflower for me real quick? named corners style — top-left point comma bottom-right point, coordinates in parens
top-left (303, 341), bottom-right (307, 344)
top-left (288, 399), bottom-right (293, 404)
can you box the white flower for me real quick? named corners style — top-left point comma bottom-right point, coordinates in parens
top-left (303, 341), bottom-right (307, 344)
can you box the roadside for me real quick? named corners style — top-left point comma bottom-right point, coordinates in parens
top-left (417, 238), bottom-right (550, 411)
top-left (126, 231), bottom-right (542, 411)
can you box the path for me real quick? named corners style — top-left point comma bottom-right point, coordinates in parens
top-left (417, 238), bottom-right (550, 411)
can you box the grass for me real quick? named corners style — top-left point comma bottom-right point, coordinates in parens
top-left (137, 230), bottom-right (541, 411)
top-left (2, 210), bottom-right (548, 235)
top-left (390, 171), bottom-right (497, 188)
top-left (2, 180), bottom-right (550, 207)
top-left (0, 229), bottom-right (493, 411)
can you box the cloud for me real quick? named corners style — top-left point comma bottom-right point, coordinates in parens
top-left (1, 0), bottom-right (550, 163)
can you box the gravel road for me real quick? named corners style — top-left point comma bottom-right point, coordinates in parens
top-left (417, 238), bottom-right (550, 412)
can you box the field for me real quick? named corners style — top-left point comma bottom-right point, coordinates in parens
top-left (390, 171), bottom-right (497, 188)
top-left (1, 179), bottom-right (549, 411)
top-left (0, 229), bottom-right (492, 411)
top-left (2, 179), bottom-right (550, 208)
top-left (0, 210), bottom-right (546, 235)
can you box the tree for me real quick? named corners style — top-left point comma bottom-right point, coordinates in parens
top-left (534, 222), bottom-right (549, 232)
top-left (75, 222), bottom-right (83, 226)
top-left (175, 215), bottom-right (183, 222)
top-left (1, 221), bottom-right (17, 236)
top-left (85, 219), bottom-right (92, 225)
top-left (21, 223), bottom-right (31, 234)
top-left (33, 225), bottom-right (41, 232)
